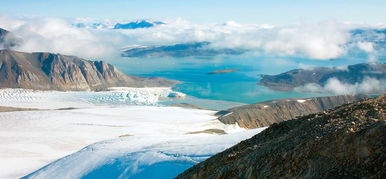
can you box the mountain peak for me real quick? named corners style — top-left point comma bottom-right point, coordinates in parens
top-left (113, 20), bottom-right (165, 29)
top-left (0, 50), bottom-right (178, 91)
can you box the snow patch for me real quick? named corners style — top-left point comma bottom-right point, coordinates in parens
top-left (221, 112), bottom-right (233, 117)
top-left (0, 106), bottom-right (256, 178)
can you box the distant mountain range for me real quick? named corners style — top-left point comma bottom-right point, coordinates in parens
top-left (0, 50), bottom-right (178, 91)
top-left (177, 95), bottom-right (386, 178)
top-left (121, 42), bottom-right (245, 58)
top-left (259, 63), bottom-right (386, 91)
top-left (121, 28), bottom-right (386, 58)
top-left (73, 20), bottom-right (165, 30)
top-left (113, 20), bottom-right (164, 29)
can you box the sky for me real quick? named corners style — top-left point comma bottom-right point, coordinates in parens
top-left (1, 0), bottom-right (386, 24)
top-left (0, 0), bottom-right (384, 61)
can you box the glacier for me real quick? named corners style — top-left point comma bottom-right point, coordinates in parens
top-left (0, 88), bottom-right (264, 179)
top-left (0, 87), bottom-right (185, 109)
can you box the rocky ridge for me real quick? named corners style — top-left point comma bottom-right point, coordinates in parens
top-left (177, 94), bottom-right (386, 178)
top-left (217, 95), bottom-right (367, 129)
top-left (0, 50), bottom-right (178, 91)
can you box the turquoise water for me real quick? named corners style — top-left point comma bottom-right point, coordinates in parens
top-left (81, 154), bottom-right (209, 179)
top-left (112, 54), bottom-right (372, 104)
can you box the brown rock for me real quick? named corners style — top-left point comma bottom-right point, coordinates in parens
top-left (0, 50), bottom-right (179, 91)
top-left (217, 95), bottom-right (367, 128)
top-left (176, 95), bottom-right (386, 179)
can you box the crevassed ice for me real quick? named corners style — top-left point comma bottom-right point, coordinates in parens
top-left (0, 87), bottom-right (186, 109)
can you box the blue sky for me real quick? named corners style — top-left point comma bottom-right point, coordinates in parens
top-left (1, 0), bottom-right (385, 24)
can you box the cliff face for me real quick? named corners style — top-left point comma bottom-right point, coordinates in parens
top-left (177, 95), bottom-right (386, 179)
top-left (217, 95), bottom-right (367, 129)
top-left (258, 63), bottom-right (386, 91)
top-left (0, 50), bottom-right (178, 91)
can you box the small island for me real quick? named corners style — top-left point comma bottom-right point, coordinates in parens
top-left (208, 69), bottom-right (240, 75)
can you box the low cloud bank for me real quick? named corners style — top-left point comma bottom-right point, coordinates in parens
top-left (0, 15), bottom-right (384, 60)
top-left (0, 15), bottom-right (125, 58)
top-left (295, 77), bottom-right (386, 95)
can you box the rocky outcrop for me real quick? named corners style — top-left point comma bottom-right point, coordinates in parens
top-left (177, 95), bottom-right (386, 179)
top-left (259, 63), bottom-right (386, 91)
top-left (0, 50), bottom-right (178, 91)
top-left (217, 95), bottom-right (367, 128)
top-left (0, 106), bottom-right (38, 112)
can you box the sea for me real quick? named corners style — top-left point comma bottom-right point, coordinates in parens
top-left (111, 53), bottom-right (372, 105)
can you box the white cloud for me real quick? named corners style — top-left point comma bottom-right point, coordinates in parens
top-left (0, 15), bottom-right (382, 60)
top-left (0, 15), bottom-right (125, 59)
top-left (112, 20), bottom-right (364, 60)
top-left (295, 77), bottom-right (386, 95)
top-left (357, 42), bottom-right (375, 52)
top-left (298, 63), bottom-right (316, 70)
top-left (334, 65), bottom-right (349, 71)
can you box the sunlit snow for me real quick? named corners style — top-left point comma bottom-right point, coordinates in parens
top-left (0, 88), bottom-right (264, 179)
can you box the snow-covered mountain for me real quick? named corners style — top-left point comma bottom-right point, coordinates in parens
top-left (114, 20), bottom-right (165, 29)
top-left (73, 20), bottom-right (165, 30)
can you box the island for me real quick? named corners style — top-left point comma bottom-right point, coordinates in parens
top-left (208, 69), bottom-right (240, 75)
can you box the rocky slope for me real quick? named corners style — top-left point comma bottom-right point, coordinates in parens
top-left (0, 50), bottom-right (178, 91)
top-left (258, 63), bottom-right (386, 91)
top-left (177, 95), bottom-right (386, 179)
top-left (217, 95), bottom-right (367, 129)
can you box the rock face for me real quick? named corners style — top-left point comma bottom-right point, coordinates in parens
top-left (177, 95), bottom-right (386, 179)
top-left (259, 63), bottom-right (386, 91)
top-left (0, 50), bottom-right (178, 91)
top-left (217, 95), bottom-right (367, 129)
